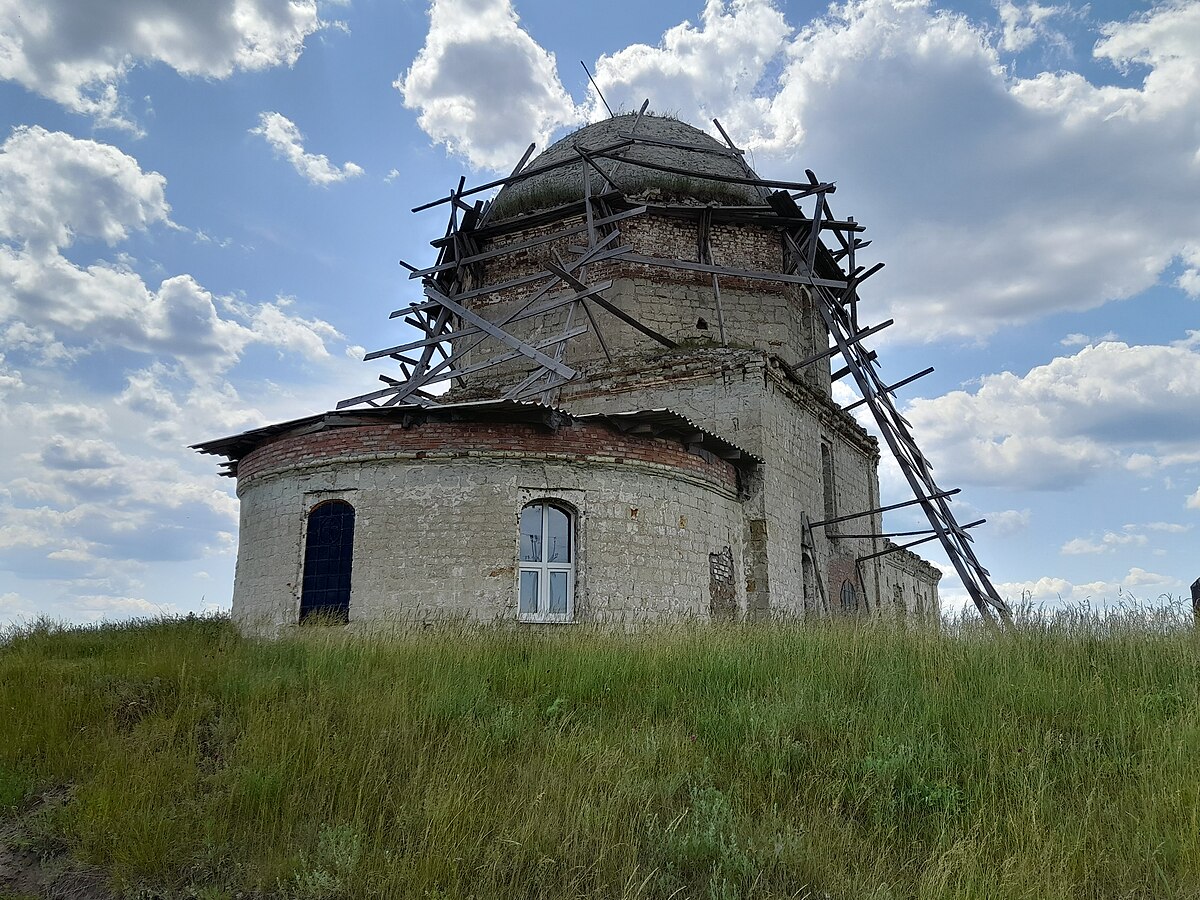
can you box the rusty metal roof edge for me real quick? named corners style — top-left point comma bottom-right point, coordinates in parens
top-left (192, 398), bottom-right (760, 468)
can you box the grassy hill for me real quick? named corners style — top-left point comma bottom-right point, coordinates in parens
top-left (1, 610), bottom-right (1197, 899)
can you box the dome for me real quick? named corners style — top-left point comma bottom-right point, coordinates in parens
top-left (490, 114), bottom-right (765, 220)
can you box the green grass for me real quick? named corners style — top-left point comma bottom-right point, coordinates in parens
top-left (1, 610), bottom-right (1198, 899)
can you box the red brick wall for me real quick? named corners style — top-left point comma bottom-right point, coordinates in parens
top-left (237, 420), bottom-right (737, 489)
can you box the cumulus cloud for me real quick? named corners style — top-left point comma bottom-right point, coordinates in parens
top-left (0, 127), bottom-right (345, 374)
top-left (0, 125), bottom-right (364, 619)
top-left (0, 126), bottom-right (170, 251)
top-left (904, 340), bottom-right (1200, 489)
top-left (396, 0), bottom-right (581, 169)
top-left (251, 112), bottom-right (364, 185)
top-left (994, 1), bottom-right (1073, 54)
top-left (586, 0), bottom-right (791, 137)
top-left (1188, 487), bottom-right (1200, 510)
top-left (40, 437), bottom-right (122, 471)
top-left (427, 0), bottom-right (1199, 340)
top-left (0, 0), bottom-right (327, 128)
top-left (985, 508), bottom-right (1031, 536)
top-left (993, 567), bottom-right (1181, 606)
top-left (1060, 331), bottom-right (1117, 347)
top-left (1060, 529), bottom-right (1147, 556)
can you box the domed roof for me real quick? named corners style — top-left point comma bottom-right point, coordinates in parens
top-left (490, 114), bottom-right (764, 220)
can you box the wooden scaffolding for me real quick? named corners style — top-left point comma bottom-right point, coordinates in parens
top-left (339, 106), bottom-right (1012, 625)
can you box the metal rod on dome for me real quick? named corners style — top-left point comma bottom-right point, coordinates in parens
top-left (629, 99), bottom-right (650, 134)
top-left (581, 61), bottom-right (614, 118)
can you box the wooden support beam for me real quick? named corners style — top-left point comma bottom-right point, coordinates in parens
top-left (588, 148), bottom-right (835, 196)
top-left (831, 351), bottom-right (877, 381)
top-left (618, 131), bottom-right (745, 158)
top-left (411, 138), bottom-right (634, 212)
top-left (789, 319), bottom-right (894, 370)
top-left (392, 240), bottom-right (627, 314)
top-left (352, 238), bottom-right (622, 408)
top-left (808, 489), bottom-right (961, 529)
top-left (575, 146), bottom-right (622, 192)
top-left (421, 287), bottom-right (576, 378)
top-left (615, 252), bottom-right (849, 291)
top-left (367, 281), bottom-right (613, 360)
top-left (855, 521), bottom-right (986, 563)
top-left (842, 367), bottom-right (934, 412)
top-left (546, 262), bottom-right (677, 349)
top-left (408, 206), bottom-right (646, 279)
top-left (477, 142), bottom-right (536, 228)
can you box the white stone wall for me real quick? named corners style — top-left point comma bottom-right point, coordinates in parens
top-left (556, 349), bottom-right (922, 619)
top-left (232, 449), bottom-right (745, 637)
top-left (877, 546), bottom-right (943, 623)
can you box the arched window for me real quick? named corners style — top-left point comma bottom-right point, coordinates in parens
top-left (518, 500), bottom-right (574, 621)
top-left (839, 579), bottom-right (859, 613)
top-left (300, 500), bottom-right (355, 624)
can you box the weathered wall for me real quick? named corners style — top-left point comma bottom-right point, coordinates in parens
top-left (877, 546), bottom-right (943, 622)
top-left (231, 420), bottom-right (745, 636)
top-left (450, 213), bottom-right (829, 398)
top-left (557, 349), bottom-right (893, 619)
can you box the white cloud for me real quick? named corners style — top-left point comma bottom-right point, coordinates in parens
top-left (1188, 487), bottom-right (1200, 510)
top-left (1061, 331), bottom-right (1117, 348)
top-left (251, 112), bottom-right (364, 186)
top-left (1139, 521), bottom-right (1192, 534)
top-left (396, 0), bottom-right (581, 169)
top-left (0, 126), bottom-right (170, 251)
top-left (0, 125), bottom-right (366, 616)
top-left (986, 508), bottom-right (1031, 536)
top-left (587, 0), bottom-right (791, 136)
top-left (468, 0), bottom-right (1200, 340)
top-left (0, 128), bottom-right (345, 374)
top-left (994, 1), bottom-right (1072, 54)
top-left (904, 340), bottom-right (1200, 489)
top-left (0, 0), bottom-right (327, 129)
top-left (40, 437), bottom-right (122, 471)
top-left (994, 567), bottom-right (1182, 606)
top-left (1060, 530), bottom-right (1147, 555)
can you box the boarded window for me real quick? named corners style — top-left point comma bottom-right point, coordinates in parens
top-left (709, 546), bottom-right (736, 621)
top-left (821, 442), bottom-right (836, 522)
top-left (300, 500), bottom-right (354, 624)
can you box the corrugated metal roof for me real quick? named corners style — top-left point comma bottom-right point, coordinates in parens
top-left (191, 399), bottom-right (761, 477)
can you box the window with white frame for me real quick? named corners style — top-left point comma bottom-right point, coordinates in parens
top-left (518, 500), bottom-right (574, 621)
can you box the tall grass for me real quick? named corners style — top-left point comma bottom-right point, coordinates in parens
top-left (1, 610), bottom-right (1197, 899)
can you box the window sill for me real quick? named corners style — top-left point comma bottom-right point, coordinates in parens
top-left (517, 614), bottom-right (576, 625)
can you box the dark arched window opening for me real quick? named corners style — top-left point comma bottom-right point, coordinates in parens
top-left (840, 579), bottom-right (859, 613)
top-left (300, 500), bottom-right (355, 624)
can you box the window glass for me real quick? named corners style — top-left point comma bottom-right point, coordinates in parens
top-left (549, 571), bottom-right (568, 614)
top-left (545, 505), bottom-right (571, 563)
top-left (519, 570), bottom-right (539, 614)
top-left (519, 505), bottom-right (543, 562)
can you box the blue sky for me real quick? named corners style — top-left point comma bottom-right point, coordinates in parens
top-left (0, 0), bottom-right (1197, 623)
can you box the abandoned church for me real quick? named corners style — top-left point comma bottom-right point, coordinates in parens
top-left (196, 112), bottom-right (1012, 635)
